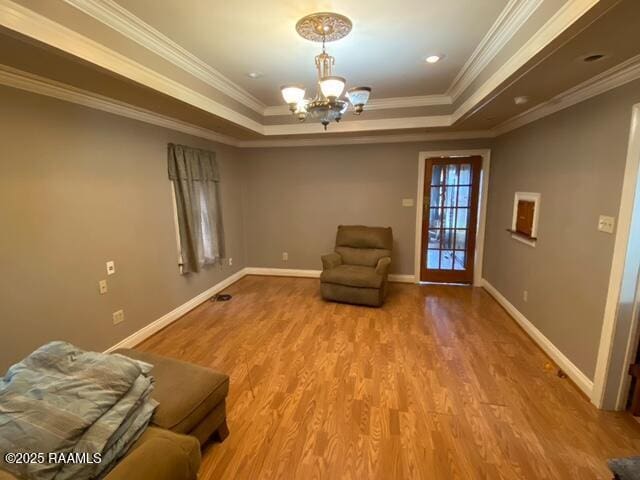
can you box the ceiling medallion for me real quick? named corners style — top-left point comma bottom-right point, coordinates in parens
top-left (281, 12), bottom-right (372, 130)
top-left (295, 12), bottom-right (352, 42)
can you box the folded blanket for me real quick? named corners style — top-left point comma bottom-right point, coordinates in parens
top-left (0, 342), bottom-right (158, 480)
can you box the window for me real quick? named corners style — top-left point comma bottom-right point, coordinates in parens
top-left (510, 192), bottom-right (540, 246)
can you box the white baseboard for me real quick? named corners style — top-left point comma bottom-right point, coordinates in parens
top-left (106, 266), bottom-right (415, 353)
top-left (105, 268), bottom-right (247, 353)
top-left (244, 267), bottom-right (321, 278)
top-left (388, 274), bottom-right (416, 283)
top-left (481, 278), bottom-right (594, 397)
top-left (245, 267), bottom-right (415, 283)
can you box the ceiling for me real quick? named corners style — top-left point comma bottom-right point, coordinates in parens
top-left (114, 0), bottom-right (509, 105)
top-left (0, 0), bottom-right (639, 146)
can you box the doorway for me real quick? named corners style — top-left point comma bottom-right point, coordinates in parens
top-left (419, 156), bottom-right (482, 283)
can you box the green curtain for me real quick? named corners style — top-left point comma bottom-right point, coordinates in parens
top-left (168, 143), bottom-right (225, 273)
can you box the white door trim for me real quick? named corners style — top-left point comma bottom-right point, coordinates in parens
top-left (414, 149), bottom-right (491, 286)
top-left (592, 104), bottom-right (640, 408)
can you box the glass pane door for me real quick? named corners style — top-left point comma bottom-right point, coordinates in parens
top-left (421, 157), bottom-right (481, 283)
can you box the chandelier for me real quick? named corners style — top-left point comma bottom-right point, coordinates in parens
top-left (280, 12), bottom-right (372, 130)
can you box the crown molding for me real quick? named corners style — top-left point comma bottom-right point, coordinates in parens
top-left (493, 54), bottom-right (640, 136)
top-left (0, 64), bottom-right (494, 148)
top-left (366, 94), bottom-right (452, 109)
top-left (0, 0), bottom-right (264, 134)
top-left (0, 64), bottom-right (240, 146)
top-left (4, 0), bottom-right (599, 137)
top-left (2, 0), bottom-right (628, 147)
top-left (236, 130), bottom-right (494, 148)
top-left (452, 0), bottom-right (601, 124)
top-left (63, 0), bottom-right (266, 114)
top-left (4, 49), bottom-right (639, 151)
top-left (263, 115), bottom-right (452, 135)
top-left (447, 0), bottom-right (543, 102)
top-left (263, 94), bottom-right (452, 116)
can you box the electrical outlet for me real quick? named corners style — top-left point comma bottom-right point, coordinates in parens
top-left (106, 260), bottom-right (116, 275)
top-left (402, 198), bottom-right (415, 207)
top-left (598, 215), bottom-right (615, 234)
top-left (228, 257), bottom-right (233, 266)
top-left (282, 252), bottom-right (288, 261)
top-left (523, 290), bottom-right (528, 302)
top-left (98, 279), bottom-right (108, 295)
top-left (112, 310), bottom-right (125, 325)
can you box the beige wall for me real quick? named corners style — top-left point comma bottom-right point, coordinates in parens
top-left (483, 79), bottom-right (640, 380)
top-left (0, 86), bottom-right (246, 371)
top-left (241, 140), bottom-right (490, 274)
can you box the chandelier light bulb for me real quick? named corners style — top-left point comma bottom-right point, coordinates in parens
top-left (347, 87), bottom-right (372, 114)
top-left (319, 76), bottom-right (346, 100)
top-left (281, 86), bottom-right (306, 108)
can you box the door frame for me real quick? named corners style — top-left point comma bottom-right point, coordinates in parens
top-left (414, 149), bottom-right (491, 286)
top-left (592, 103), bottom-right (640, 409)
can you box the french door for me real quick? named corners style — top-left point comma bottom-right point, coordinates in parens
top-left (420, 156), bottom-right (482, 283)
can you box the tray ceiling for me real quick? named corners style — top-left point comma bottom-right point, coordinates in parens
top-left (114, 0), bottom-right (509, 105)
top-left (0, 0), bottom-right (638, 146)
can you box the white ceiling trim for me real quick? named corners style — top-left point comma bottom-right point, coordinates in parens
top-left (0, 0), bottom-right (265, 134)
top-left (263, 115), bottom-right (451, 135)
top-left (2, 52), bottom-right (637, 150)
top-left (7, 0), bottom-right (600, 137)
top-left (451, 0), bottom-right (601, 124)
top-left (263, 94), bottom-right (452, 117)
top-left (237, 131), bottom-right (494, 148)
top-left (62, 0), bottom-right (267, 114)
top-left (493, 54), bottom-right (640, 135)
top-left (0, 63), bottom-right (492, 148)
top-left (447, 0), bottom-right (543, 102)
top-left (0, 64), bottom-right (240, 146)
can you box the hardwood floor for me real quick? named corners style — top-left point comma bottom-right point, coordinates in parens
top-left (138, 276), bottom-right (640, 479)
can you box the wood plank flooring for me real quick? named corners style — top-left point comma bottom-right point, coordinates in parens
top-left (138, 276), bottom-right (640, 479)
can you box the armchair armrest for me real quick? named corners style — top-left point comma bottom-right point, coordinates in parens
top-left (375, 256), bottom-right (392, 276)
top-left (321, 252), bottom-right (342, 270)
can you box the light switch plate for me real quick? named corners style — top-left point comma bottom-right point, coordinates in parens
top-left (402, 198), bottom-right (415, 207)
top-left (598, 215), bottom-right (615, 234)
top-left (98, 279), bottom-right (108, 295)
top-left (106, 260), bottom-right (116, 275)
top-left (112, 310), bottom-right (124, 325)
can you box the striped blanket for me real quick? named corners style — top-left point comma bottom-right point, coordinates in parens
top-left (0, 342), bottom-right (158, 479)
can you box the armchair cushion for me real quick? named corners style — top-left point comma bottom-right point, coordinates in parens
top-left (321, 252), bottom-right (342, 270)
top-left (320, 265), bottom-right (383, 289)
top-left (336, 225), bottom-right (393, 250)
top-left (334, 225), bottom-right (393, 266)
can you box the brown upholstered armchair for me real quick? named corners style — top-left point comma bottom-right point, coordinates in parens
top-left (320, 225), bottom-right (393, 307)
